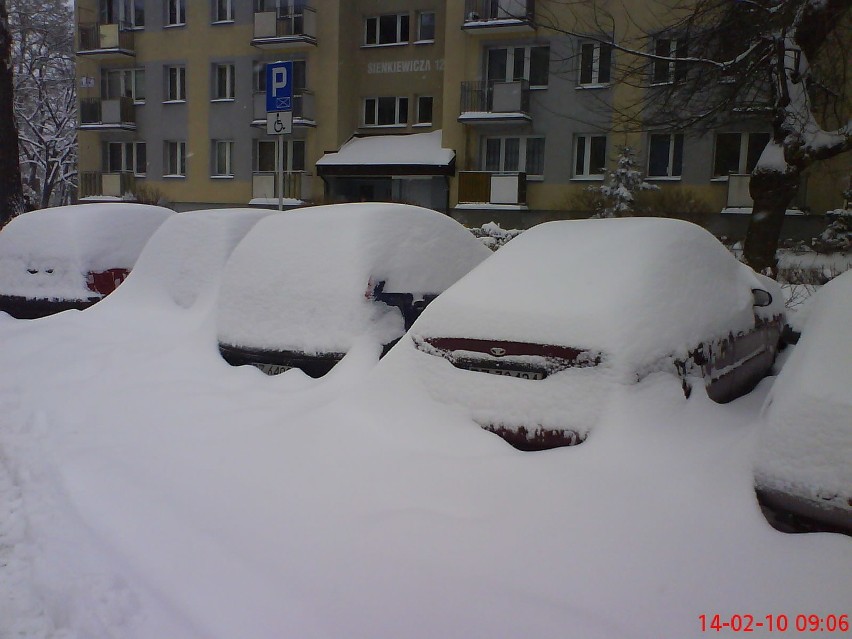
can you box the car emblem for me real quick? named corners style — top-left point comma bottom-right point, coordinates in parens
top-left (490, 347), bottom-right (507, 357)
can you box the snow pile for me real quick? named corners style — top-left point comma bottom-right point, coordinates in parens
top-left (316, 130), bottom-right (454, 168)
top-left (753, 270), bottom-right (852, 511)
top-left (0, 203), bottom-right (172, 300)
top-left (470, 221), bottom-right (524, 250)
top-left (414, 217), bottom-right (767, 373)
top-left (97, 208), bottom-right (274, 311)
top-left (217, 203), bottom-right (491, 353)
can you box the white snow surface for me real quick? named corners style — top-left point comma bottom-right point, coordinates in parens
top-left (217, 202), bottom-right (491, 353)
top-left (0, 227), bottom-right (850, 638)
top-left (0, 203), bottom-right (172, 300)
top-left (316, 129), bottom-right (454, 167)
top-left (413, 217), bottom-right (769, 374)
top-left (753, 270), bottom-right (852, 507)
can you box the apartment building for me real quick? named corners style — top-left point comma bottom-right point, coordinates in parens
top-left (75, 0), bottom-right (849, 222)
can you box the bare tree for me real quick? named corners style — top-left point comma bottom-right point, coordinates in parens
top-left (535, 0), bottom-right (851, 275)
top-left (8, 0), bottom-right (77, 209)
top-left (0, 0), bottom-right (23, 227)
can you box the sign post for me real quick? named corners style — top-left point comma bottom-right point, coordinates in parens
top-left (265, 61), bottom-right (294, 211)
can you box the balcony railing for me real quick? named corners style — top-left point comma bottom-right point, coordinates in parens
top-left (464, 0), bottom-right (535, 29)
top-left (77, 22), bottom-right (135, 55)
top-left (252, 90), bottom-right (315, 124)
top-left (252, 5), bottom-right (317, 46)
top-left (459, 80), bottom-right (531, 122)
top-left (79, 97), bottom-right (136, 129)
top-left (79, 171), bottom-right (136, 199)
top-left (252, 172), bottom-right (307, 201)
top-left (458, 171), bottom-right (527, 205)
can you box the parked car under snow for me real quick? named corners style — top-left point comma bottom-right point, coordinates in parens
top-left (0, 203), bottom-right (172, 319)
top-left (753, 270), bottom-right (852, 536)
top-left (399, 217), bottom-right (784, 451)
top-left (216, 203), bottom-right (492, 377)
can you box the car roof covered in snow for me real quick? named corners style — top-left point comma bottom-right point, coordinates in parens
top-left (216, 202), bottom-right (492, 354)
top-left (0, 203), bottom-right (173, 300)
top-left (753, 269), bottom-right (852, 508)
top-left (411, 217), bottom-right (775, 372)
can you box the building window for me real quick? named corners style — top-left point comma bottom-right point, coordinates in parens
top-left (99, 0), bottom-right (144, 28)
top-left (165, 141), bottom-right (187, 176)
top-left (364, 14), bottom-right (410, 46)
top-left (165, 66), bottom-right (186, 101)
top-left (213, 64), bottom-right (235, 100)
top-left (579, 41), bottom-right (612, 86)
top-left (483, 136), bottom-right (546, 177)
top-left (713, 132), bottom-right (770, 177)
top-left (255, 139), bottom-right (305, 173)
top-left (102, 68), bottom-right (145, 102)
top-left (648, 133), bottom-right (684, 177)
top-left (103, 141), bottom-right (146, 176)
top-left (417, 11), bottom-right (435, 42)
top-left (416, 96), bottom-right (433, 125)
top-left (487, 45), bottom-right (550, 88)
top-left (573, 134), bottom-right (607, 178)
top-left (167, 0), bottom-right (186, 26)
top-left (652, 38), bottom-right (688, 84)
top-left (212, 140), bottom-right (234, 176)
top-left (363, 97), bottom-right (408, 126)
top-left (213, 0), bottom-right (233, 22)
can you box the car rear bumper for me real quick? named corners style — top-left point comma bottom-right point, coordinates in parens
top-left (0, 294), bottom-right (99, 319)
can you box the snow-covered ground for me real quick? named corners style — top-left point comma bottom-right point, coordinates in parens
top-left (0, 222), bottom-right (850, 638)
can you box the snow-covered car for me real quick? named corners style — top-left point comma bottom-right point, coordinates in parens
top-left (753, 270), bottom-right (852, 535)
top-left (216, 203), bottom-right (492, 377)
top-left (399, 217), bottom-right (784, 450)
top-left (0, 203), bottom-right (172, 319)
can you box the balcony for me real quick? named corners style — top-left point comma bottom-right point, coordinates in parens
top-left (458, 80), bottom-right (531, 125)
top-left (251, 5), bottom-right (317, 49)
top-left (79, 171), bottom-right (136, 199)
top-left (463, 0), bottom-right (535, 33)
top-left (458, 171), bottom-right (527, 205)
top-left (251, 172), bottom-right (311, 203)
top-left (251, 90), bottom-right (316, 127)
top-left (79, 97), bottom-right (136, 130)
top-left (77, 22), bottom-right (135, 58)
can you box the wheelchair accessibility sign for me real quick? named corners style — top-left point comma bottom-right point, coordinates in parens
top-left (266, 60), bottom-right (293, 135)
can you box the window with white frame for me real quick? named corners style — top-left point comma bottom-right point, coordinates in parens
top-left (486, 45), bottom-right (550, 87)
top-left (713, 132), bottom-right (770, 177)
top-left (417, 11), bottom-right (435, 42)
top-left (652, 38), bottom-right (688, 84)
top-left (103, 141), bottom-right (146, 175)
top-left (363, 96), bottom-right (408, 126)
top-left (167, 0), bottom-right (186, 25)
top-left (573, 134), bottom-right (607, 178)
top-left (579, 41), bottom-right (612, 86)
top-left (648, 133), bottom-right (684, 177)
top-left (416, 96), bottom-right (433, 125)
top-left (212, 140), bottom-right (234, 176)
top-left (165, 65), bottom-right (186, 101)
top-left (255, 139), bottom-right (305, 173)
top-left (165, 140), bottom-right (187, 176)
top-left (213, 0), bottom-right (233, 22)
top-left (484, 136), bottom-right (546, 177)
top-left (213, 63), bottom-right (235, 100)
top-left (364, 13), bottom-right (410, 46)
top-left (102, 68), bottom-right (145, 102)
top-left (99, 0), bottom-right (145, 28)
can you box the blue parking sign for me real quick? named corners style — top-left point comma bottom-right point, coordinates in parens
top-left (266, 61), bottom-right (293, 113)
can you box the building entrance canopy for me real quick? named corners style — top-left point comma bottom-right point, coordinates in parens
top-left (316, 130), bottom-right (455, 177)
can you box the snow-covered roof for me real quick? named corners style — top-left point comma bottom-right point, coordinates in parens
top-left (217, 202), bottom-right (491, 353)
top-left (753, 269), bottom-right (852, 509)
top-left (99, 208), bottom-right (275, 311)
top-left (0, 203), bottom-right (172, 300)
top-left (316, 130), bottom-right (454, 173)
top-left (412, 217), bottom-right (771, 372)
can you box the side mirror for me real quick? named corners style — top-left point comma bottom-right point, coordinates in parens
top-left (752, 288), bottom-right (773, 307)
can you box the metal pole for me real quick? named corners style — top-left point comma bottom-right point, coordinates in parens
top-left (277, 133), bottom-right (284, 211)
